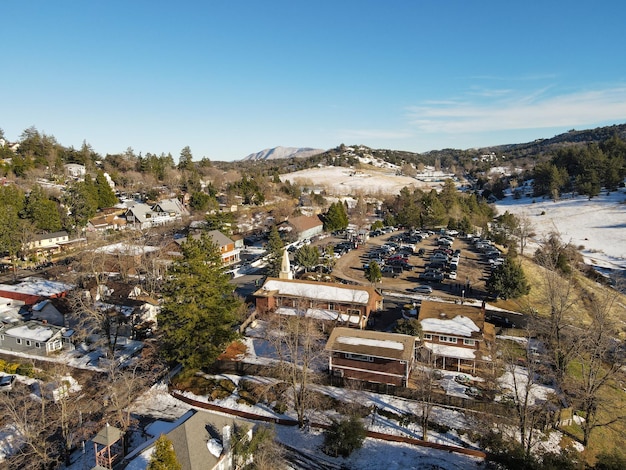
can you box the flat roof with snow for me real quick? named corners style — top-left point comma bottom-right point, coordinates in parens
top-left (0, 277), bottom-right (73, 297)
top-left (5, 323), bottom-right (56, 342)
top-left (257, 278), bottom-right (379, 305)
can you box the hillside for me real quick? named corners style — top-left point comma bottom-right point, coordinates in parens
top-left (228, 123), bottom-right (626, 175)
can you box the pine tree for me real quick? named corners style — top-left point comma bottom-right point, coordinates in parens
top-left (95, 170), bottom-right (118, 209)
top-left (486, 258), bottom-right (530, 300)
top-left (266, 225), bottom-right (284, 277)
top-left (23, 185), bottom-right (62, 233)
top-left (365, 261), bottom-right (382, 284)
top-left (323, 202), bottom-right (349, 232)
top-left (294, 245), bottom-right (319, 271)
top-left (159, 233), bottom-right (242, 370)
top-left (148, 435), bottom-right (182, 470)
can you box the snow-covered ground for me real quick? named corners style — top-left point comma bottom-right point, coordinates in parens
top-left (496, 189), bottom-right (626, 271)
top-left (280, 166), bottom-right (437, 196)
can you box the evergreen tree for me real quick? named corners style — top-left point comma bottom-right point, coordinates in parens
top-left (365, 261), bottom-right (382, 284)
top-left (178, 145), bottom-right (193, 170)
top-left (294, 245), bottom-right (319, 271)
top-left (159, 234), bottom-right (242, 370)
top-left (486, 258), bottom-right (530, 300)
top-left (323, 202), bottom-right (349, 232)
top-left (147, 435), bottom-right (181, 470)
top-left (63, 179), bottom-right (99, 231)
top-left (205, 211), bottom-right (234, 235)
top-left (95, 170), bottom-right (118, 208)
top-left (265, 225), bottom-right (284, 277)
top-left (24, 185), bottom-right (62, 233)
top-left (322, 416), bottom-right (366, 457)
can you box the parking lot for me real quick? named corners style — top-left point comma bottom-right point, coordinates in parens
top-left (328, 229), bottom-right (493, 303)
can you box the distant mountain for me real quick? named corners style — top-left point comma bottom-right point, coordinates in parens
top-left (242, 146), bottom-right (326, 161)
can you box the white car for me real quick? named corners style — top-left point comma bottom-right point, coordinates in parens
top-left (408, 285), bottom-right (433, 294)
top-left (446, 271), bottom-right (457, 280)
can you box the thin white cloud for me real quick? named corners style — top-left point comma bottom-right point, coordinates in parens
top-left (407, 85), bottom-right (626, 134)
top-left (338, 129), bottom-right (414, 140)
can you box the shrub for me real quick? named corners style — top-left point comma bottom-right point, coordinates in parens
top-left (5, 363), bottom-right (20, 374)
top-left (16, 363), bottom-right (34, 377)
top-left (273, 401), bottom-right (287, 414)
top-left (322, 416), bottom-right (366, 458)
top-left (594, 450), bottom-right (626, 470)
top-left (0, 359), bottom-right (6, 372)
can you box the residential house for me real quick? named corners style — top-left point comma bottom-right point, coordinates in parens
top-left (174, 230), bottom-right (240, 265)
top-left (253, 278), bottom-right (383, 329)
top-left (87, 209), bottom-right (127, 232)
top-left (124, 202), bottom-right (156, 229)
top-left (124, 409), bottom-right (254, 470)
top-left (417, 300), bottom-right (495, 374)
top-left (124, 198), bottom-right (188, 229)
top-left (277, 215), bottom-right (324, 242)
top-left (325, 327), bottom-right (416, 387)
top-left (0, 320), bottom-right (74, 356)
top-left (0, 277), bottom-right (72, 306)
top-left (30, 297), bottom-right (72, 327)
top-left (152, 197), bottom-right (190, 219)
top-left (27, 231), bottom-right (70, 257)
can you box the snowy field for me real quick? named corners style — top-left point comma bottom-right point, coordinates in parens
top-left (280, 166), bottom-right (438, 196)
top-left (496, 189), bottom-right (626, 271)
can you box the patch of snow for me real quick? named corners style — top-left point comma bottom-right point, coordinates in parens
top-left (337, 336), bottom-right (404, 350)
top-left (421, 315), bottom-right (480, 337)
top-left (206, 438), bottom-right (223, 458)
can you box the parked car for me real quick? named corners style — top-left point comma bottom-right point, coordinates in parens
top-left (0, 375), bottom-right (16, 390)
top-left (419, 271), bottom-right (444, 282)
top-left (446, 271), bottom-right (457, 280)
top-left (408, 285), bottom-right (433, 294)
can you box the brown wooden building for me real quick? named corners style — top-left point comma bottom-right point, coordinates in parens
top-left (253, 278), bottom-right (382, 329)
top-left (418, 300), bottom-right (495, 374)
top-left (325, 327), bottom-right (416, 387)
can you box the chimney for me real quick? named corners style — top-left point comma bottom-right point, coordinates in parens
top-left (222, 425), bottom-right (231, 453)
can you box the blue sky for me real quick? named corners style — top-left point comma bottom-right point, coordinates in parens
top-left (2, 1), bottom-right (625, 161)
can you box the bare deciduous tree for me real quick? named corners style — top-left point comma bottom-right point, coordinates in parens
top-left (567, 286), bottom-right (626, 446)
top-left (265, 309), bottom-right (327, 427)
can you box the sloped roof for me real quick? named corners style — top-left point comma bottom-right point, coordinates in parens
top-left (125, 203), bottom-right (154, 223)
top-left (177, 230), bottom-right (234, 249)
top-left (325, 327), bottom-right (415, 361)
top-left (33, 231), bottom-right (68, 242)
top-left (166, 410), bottom-right (252, 470)
top-left (93, 423), bottom-right (123, 446)
top-left (152, 198), bottom-right (189, 216)
top-left (418, 300), bottom-right (495, 342)
top-left (285, 215), bottom-right (323, 233)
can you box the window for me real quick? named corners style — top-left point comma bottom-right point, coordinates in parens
top-left (35, 342), bottom-right (41, 348)
top-left (345, 353), bottom-right (374, 362)
top-left (26, 340), bottom-right (31, 346)
top-left (423, 334), bottom-right (432, 340)
top-left (439, 335), bottom-right (457, 344)
top-left (16, 338), bottom-right (22, 345)
top-left (328, 302), bottom-right (336, 310)
top-left (463, 339), bottom-right (476, 346)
